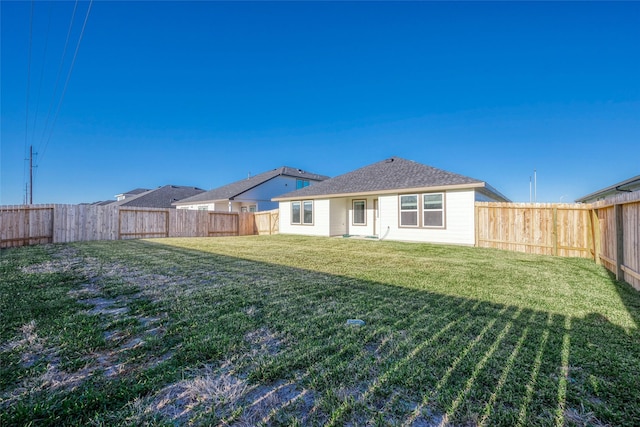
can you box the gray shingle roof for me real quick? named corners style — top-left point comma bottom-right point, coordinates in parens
top-left (116, 188), bottom-right (150, 198)
top-left (575, 174), bottom-right (640, 203)
top-left (114, 185), bottom-right (206, 209)
top-left (274, 157), bottom-right (504, 200)
top-left (175, 166), bottom-right (329, 205)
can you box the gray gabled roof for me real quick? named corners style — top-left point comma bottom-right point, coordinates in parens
top-left (114, 185), bottom-right (206, 209)
top-left (175, 166), bottom-right (329, 205)
top-left (273, 157), bottom-right (509, 201)
top-left (115, 188), bottom-right (150, 198)
top-left (575, 174), bottom-right (640, 203)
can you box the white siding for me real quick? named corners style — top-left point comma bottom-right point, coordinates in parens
top-left (280, 189), bottom-right (477, 245)
top-left (176, 203), bottom-right (221, 211)
top-left (347, 197), bottom-right (376, 236)
top-left (279, 199), bottom-right (332, 236)
top-left (379, 189), bottom-right (476, 245)
top-left (235, 176), bottom-right (295, 211)
top-left (330, 198), bottom-right (348, 236)
top-left (237, 176), bottom-right (324, 211)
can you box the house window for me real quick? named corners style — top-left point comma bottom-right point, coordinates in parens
top-left (303, 201), bottom-right (313, 224)
top-left (353, 200), bottom-right (366, 225)
top-left (241, 207), bottom-right (248, 213)
top-left (249, 205), bottom-right (257, 213)
top-left (197, 206), bottom-right (208, 211)
top-left (399, 195), bottom-right (419, 227)
top-left (296, 179), bottom-right (310, 189)
top-left (291, 202), bottom-right (301, 224)
top-left (292, 201), bottom-right (313, 225)
top-left (423, 193), bottom-right (444, 227)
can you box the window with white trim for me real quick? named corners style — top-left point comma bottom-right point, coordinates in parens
top-left (353, 200), bottom-right (366, 225)
top-left (399, 195), bottom-right (419, 227)
top-left (303, 201), bottom-right (313, 224)
top-left (423, 193), bottom-right (444, 227)
top-left (291, 201), bottom-right (313, 225)
top-left (291, 201), bottom-right (301, 224)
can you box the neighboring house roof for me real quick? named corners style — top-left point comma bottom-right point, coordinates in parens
top-left (89, 200), bottom-right (116, 206)
top-left (115, 188), bottom-right (150, 199)
top-left (575, 175), bottom-right (640, 203)
top-left (175, 166), bottom-right (330, 205)
top-left (114, 185), bottom-right (206, 209)
top-left (273, 157), bottom-right (510, 201)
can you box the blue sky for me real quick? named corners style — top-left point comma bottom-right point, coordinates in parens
top-left (2, 1), bottom-right (639, 204)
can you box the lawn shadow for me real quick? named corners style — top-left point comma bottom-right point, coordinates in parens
top-left (5, 239), bottom-right (637, 426)
top-left (133, 239), bottom-right (640, 426)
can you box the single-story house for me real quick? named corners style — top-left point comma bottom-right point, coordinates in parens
top-left (273, 157), bottom-right (509, 245)
top-left (174, 166), bottom-right (329, 212)
top-left (575, 175), bottom-right (640, 203)
top-left (111, 185), bottom-right (206, 209)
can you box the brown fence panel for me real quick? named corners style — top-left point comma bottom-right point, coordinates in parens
top-left (622, 201), bottom-right (640, 290)
top-left (238, 212), bottom-right (256, 236)
top-left (475, 203), bottom-right (593, 258)
top-left (0, 205), bottom-right (54, 248)
top-left (118, 208), bottom-right (169, 239)
top-left (52, 204), bottom-right (120, 243)
top-left (593, 192), bottom-right (640, 290)
top-left (169, 209), bottom-right (209, 237)
top-left (476, 203), bottom-right (594, 258)
top-left (208, 212), bottom-right (239, 236)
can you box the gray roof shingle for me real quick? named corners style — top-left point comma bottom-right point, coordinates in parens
top-left (114, 185), bottom-right (206, 209)
top-left (175, 166), bottom-right (329, 205)
top-left (274, 157), bottom-right (506, 200)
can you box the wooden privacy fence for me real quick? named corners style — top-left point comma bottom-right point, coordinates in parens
top-left (254, 209), bottom-right (279, 235)
top-left (0, 204), bottom-right (257, 248)
top-left (592, 192), bottom-right (640, 291)
top-left (476, 191), bottom-right (640, 290)
top-left (475, 203), bottom-right (596, 258)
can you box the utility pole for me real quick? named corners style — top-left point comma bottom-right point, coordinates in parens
top-left (534, 169), bottom-right (537, 203)
top-left (29, 145), bottom-right (34, 204)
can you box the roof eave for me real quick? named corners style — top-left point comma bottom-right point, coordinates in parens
top-left (273, 182), bottom-right (486, 201)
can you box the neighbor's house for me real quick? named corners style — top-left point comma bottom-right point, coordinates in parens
top-left (575, 175), bottom-right (640, 204)
top-left (111, 185), bottom-right (206, 209)
top-left (173, 167), bottom-right (329, 213)
top-left (273, 157), bottom-right (509, 245)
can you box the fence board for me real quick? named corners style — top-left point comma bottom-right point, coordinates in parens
top-left (0, 205), bottom-right (261, 247)
top-left (253, 209), bottom-right (279, 235)
top-left (476, 203), bottom-right (594, 259)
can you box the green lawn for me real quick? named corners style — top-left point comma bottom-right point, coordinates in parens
top-left (1, 235), bottom-right (639, 426)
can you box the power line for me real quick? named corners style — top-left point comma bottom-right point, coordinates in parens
top-left (23, 0), bottom-right (35, 195)
top-left (38, 0), bottom-right (93, 165)
top-left (30, 2), bottom-right (54, 148)
top-left (36, 0), bottom-right (79, 156)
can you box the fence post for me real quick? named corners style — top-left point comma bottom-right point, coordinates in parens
top-left (590, 208), bottom-right (601, 264)
top-left (552, 207), bottom-right (558, 256)
top-left (614, 203), bottom-right (624, 281)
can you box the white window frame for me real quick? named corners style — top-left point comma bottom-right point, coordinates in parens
top-left (352, 200), bottom-right (367, 226)
top-left (302, 200), bottom-right (313, 225)
top-left (399, 194), bottom-right (419, 227)
top-left (291, 200), bottom-right (313, 225)
top-left (422, 193), bottom-right (445, 228)
top-left (291, 201), bottom-right (301, 224)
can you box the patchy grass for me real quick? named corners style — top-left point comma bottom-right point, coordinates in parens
top-left (1, 235), bottom-right (639, 426)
